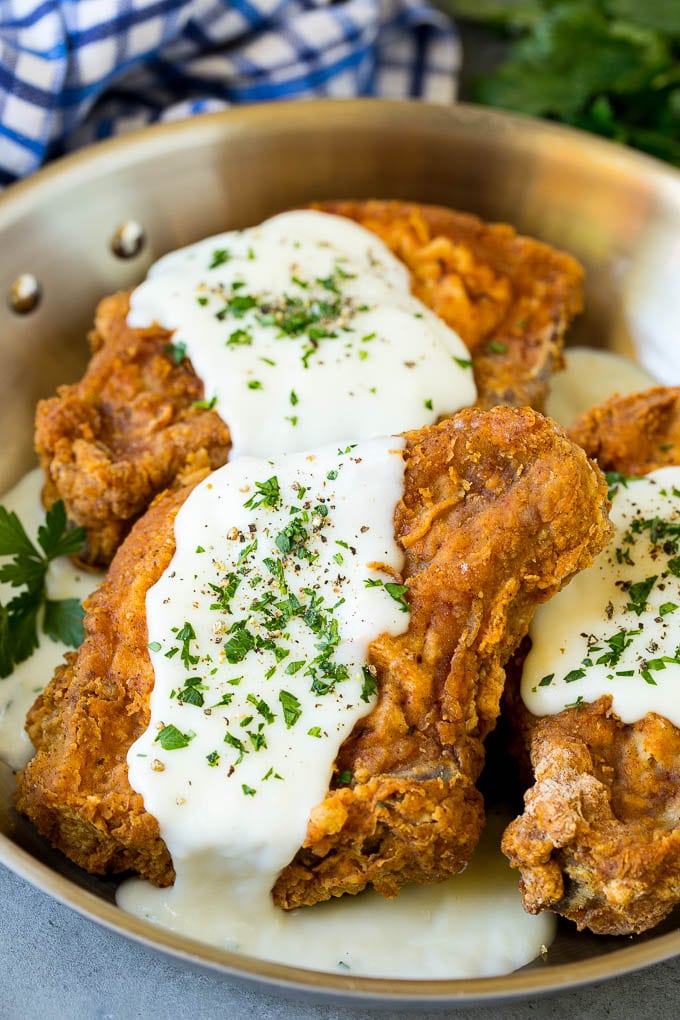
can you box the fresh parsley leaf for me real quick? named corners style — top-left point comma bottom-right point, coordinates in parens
top-left (0, 501), bottom-right (87, 677)
top-left (0, 507), bottom-right (38, 559)
top-left (43, 598), bottom-right (85, 648)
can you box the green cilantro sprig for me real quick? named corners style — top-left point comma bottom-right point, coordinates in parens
top-left (0, 501), bottom-right (86, 678)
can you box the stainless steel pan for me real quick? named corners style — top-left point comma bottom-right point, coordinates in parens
top-left (2, 99), bottom-right (680, 1006)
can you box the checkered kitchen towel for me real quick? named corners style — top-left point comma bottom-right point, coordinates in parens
top-left (0, 0), bottom-right (459, 187)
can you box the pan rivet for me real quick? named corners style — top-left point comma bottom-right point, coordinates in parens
top-left (8, 274), bottom-right (42, 314)
top-left (111, 220), bottom-right (146, 259)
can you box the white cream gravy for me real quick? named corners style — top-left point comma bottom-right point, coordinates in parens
top-left (127, 210), bottom-right (477, 458)
top-left (117, 807), bottom-right (555, 979)
top-left (523, 467), bottom-right (680, 723)
top-left (545, 346), bottom-right (656, 426)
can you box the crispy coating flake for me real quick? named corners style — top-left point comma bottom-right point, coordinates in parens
top-left (503, 386), bottom-right (680, 935)
top-left (16, 407), bottom-right (609, 906)
top-left (35, 202), bottom-right (584, 567)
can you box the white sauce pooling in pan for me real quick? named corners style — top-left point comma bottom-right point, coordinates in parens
top-left (545, 346), bottom-right (657, 427)
top-left (117, 808), bottom-right (555, 979)
top-left (523, 467), bottom-right (680, 724)
top-left (122, 439), bottom-right (554, 978)
top-left (0, 470), bottom-right (101, 770)
top-left (127, 210), bottom-right (477, 458)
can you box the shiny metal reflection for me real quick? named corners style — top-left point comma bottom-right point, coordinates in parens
top-left (8, 273), bottom-right (41, 314)
top-left (1, 99), bottom-right (680, 1006)
top-left (110, 220), bottom-right (146, 259)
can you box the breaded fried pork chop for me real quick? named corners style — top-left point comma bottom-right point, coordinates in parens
top-left (502, 386), bottom-right (680, 935)
top-left (16, 407), bottom-right (610, 907)
top-left (35, 203), bottom-right (584, 567)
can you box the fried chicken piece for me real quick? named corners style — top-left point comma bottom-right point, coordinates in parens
top-left (16, 407), bottom-right (609, 906)
top-left (36, 292), bottom-right (231, 565)
top-left (502, 692), bottom-right (680, 935)
top-left (502, 386), bottom-right (680, 935)
top-left (36, 202), bottom-right (584, 567)
top-left (316, 200), bottom-right (584, 410)
top-left (569, 385), bottom-right (680, 476)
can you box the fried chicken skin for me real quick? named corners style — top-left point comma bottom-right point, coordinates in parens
top-left (35, 202), bottom-right (583, 567)
top-left (16, 407), bottom-right (610, 906)
top-left (502, 386), bottom-right (680, 936)
top-left (315, 200), bottom-right (584, 410)
top-left (36, 292), bottom-right (231, 565)
top-left (569, 385), bottom-right (680, 476)
top-left (502, 691), bottom-right (680, 935)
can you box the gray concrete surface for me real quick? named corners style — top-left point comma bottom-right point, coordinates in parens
top-left (2, 861), bottom-right (680, 1020)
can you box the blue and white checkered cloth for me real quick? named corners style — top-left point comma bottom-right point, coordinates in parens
top-left (0, 0), bottom-right (459, 188)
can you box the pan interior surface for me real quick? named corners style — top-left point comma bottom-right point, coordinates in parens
top-left (2, 99), bottom-right (680, 1005)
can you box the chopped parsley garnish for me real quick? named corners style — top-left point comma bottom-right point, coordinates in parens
top-left (217, 294), bottom-right (257, 319)
top-left (453, 356), bottom-right (473, 369)
top-left (155, 724), bottom-right (194, 750)
top-left (209, 248), bottom-right (231, 269)
top-left (247, 379), bottom-right (263, 390)
top-left (242, 784), bottom-right (257, 796)
top-left (626, 575), bottom-right (657, 616)
top-left (487, 341), bottom-right (508, 354)
top-left (565, 696), bottom-right (585, 711)
top-left (192, 396), bottom-right (217, 410)
top-left (176, 676), bottom-right (206, 707)
top-left (279, 689), bottom-right (302, 728)
top-left (224, 731), bottom-right (247, 764)
top-left (164, 340), bottom-right (187, 364)
top-left (0, 500), bottom-right (86, 677)
top-left (209, 574), bottom-right (241, 613)
top-left (360, 665), bottom-right (378, 703)
top-left (363, 577), bottom-right (410, 613)
top-left (244, 476), bottom-right (281, 511)
top-left (336, 769), bottom-right (352, 786)
top-left (226, 329), bottom-right (252, 347)
top-left (175, 621), bottom-right (199, 670)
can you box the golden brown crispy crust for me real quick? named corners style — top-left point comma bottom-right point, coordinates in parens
top-left (502, 695), bottom-right (680, 935)
top-left (35, 292), bottom-right (231, 566)
top-left (16, 407), bottom-right (609, 906)
top-left (35, 202), bottom-right (584, 567)
top-left (315, 200), bottom-right (584, 411)
top-left (569, 385), bottom-right (680, 476)
top-left (502, 386), bottom-right (680, 935)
